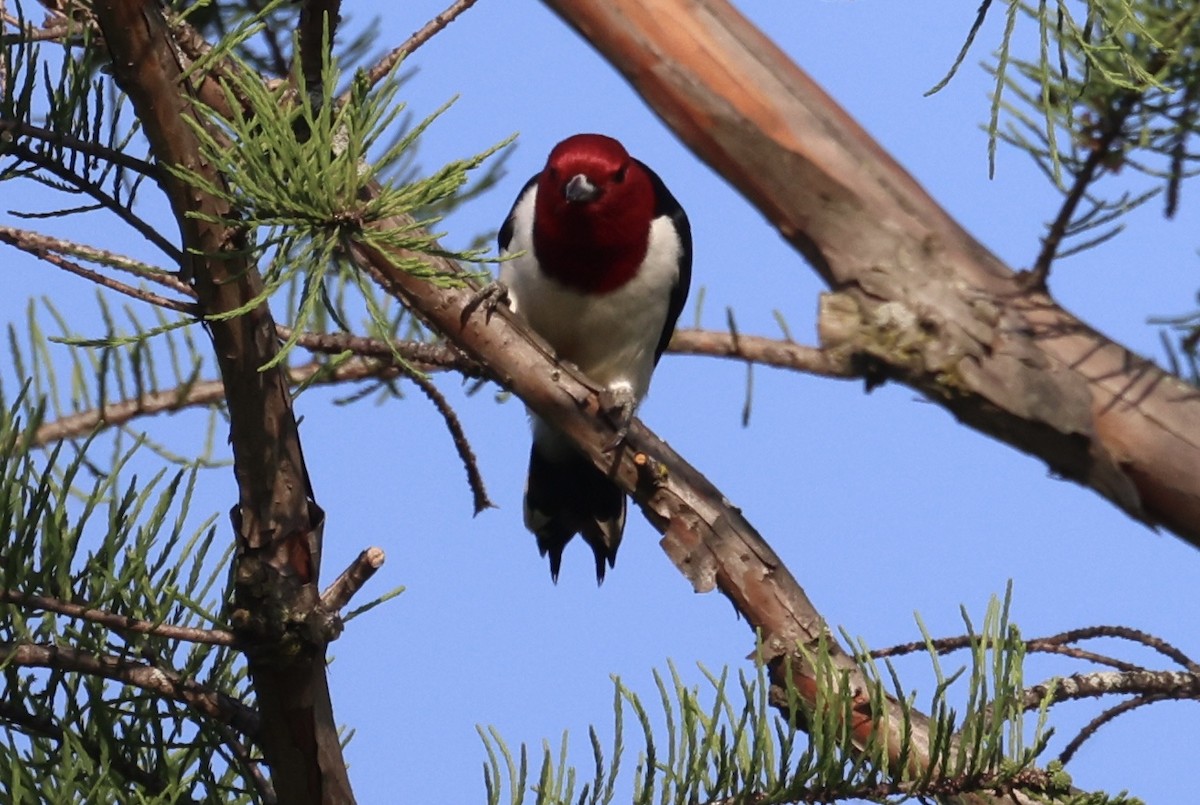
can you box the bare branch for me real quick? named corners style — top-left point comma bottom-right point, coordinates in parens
top-left (1027, 103), bottom-right (1132, 289)
top-left (400, 363), bottom-right (494, 514)
top-left (358, 0), bottom-right (481, 96)
top-left (669, 328), bottom-right (856, 378)
top-left (4, 142), bottom-right (184, 262)
top-left (1026, 669), bottom-right (1200, 709)
top-left (1, 14), bottom-right (74, 44)
top-left (0, 588), bottom-right (238, 647)
top-left (1057, 695), bottom-right (1165, 766)
top-left (0, 227), bottom-right (197, 313)
top-left (0, 641), bottom-right (260, 736)
top-left (0, 225), bottom-right (193, 296)
top-left (0, 119), bottom-right (158, 177)
top-left (319, 547), bottom-right (385, 613)
top-left (282, 326), bottom-right (486, 377)
top-left (31, 358), bottom-right (398, 445)
top-left (1034, 624), bottom-right (1200, 673)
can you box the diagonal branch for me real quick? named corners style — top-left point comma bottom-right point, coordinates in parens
top-left (0, 588), bottom-right (238, 646)
top-left (357, 0), bottom-right (481, 96)
top-left (0, 227), bottom-right (197, 313)
top-left (5, 141), bottom-right (183, 261)
top-left (540, 0), bottom-right (1200, 551)
top-left (0, 641), bottom-right (260, 736)
top-left (347, 210), bottom-right (1032, 802)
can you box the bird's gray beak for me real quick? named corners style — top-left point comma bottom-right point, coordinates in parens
top-left (564, 174), bottom-right (600, 203)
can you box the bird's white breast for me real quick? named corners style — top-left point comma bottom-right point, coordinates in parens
top-left (499, 185), bottom-right (682, 403)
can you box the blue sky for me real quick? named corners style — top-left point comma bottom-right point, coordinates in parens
top-left (3, 1), bottom-right (1198, 802)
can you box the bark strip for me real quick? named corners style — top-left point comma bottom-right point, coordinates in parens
top-left (541, 0), bottom-right (1200, 550)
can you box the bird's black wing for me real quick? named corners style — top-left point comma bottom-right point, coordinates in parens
top-left (498, 173), bottom-right (540, 253)
top-left (638, 159), bottom-right (693, 364)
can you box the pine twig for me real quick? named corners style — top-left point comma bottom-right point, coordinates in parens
top-left (320, 547), bottom-right (385, 613)
top-left (0, 588), bottom-right (239, 647)
top-left (401, 364), bottom-right (495, 514)
top-left (0, 641), bottom-right (259, 736)
top-left (0, 120), bottom-right (158, 177)
top-left (1057, 694), bottom-right (1165, 765)
top-left (0, 228), bottom-right (196, 314)
top-left (4, 142), bottom-right (183, 262)
top-left (357, 0), bottom-right (481, 96)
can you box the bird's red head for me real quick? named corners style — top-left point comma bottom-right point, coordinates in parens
top-left (532, 134), bottom-right (657, 293)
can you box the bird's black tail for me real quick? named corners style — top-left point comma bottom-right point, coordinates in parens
top-left (524, 445), bottom-right (625, 583)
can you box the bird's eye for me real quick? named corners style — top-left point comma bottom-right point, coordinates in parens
top-left (613, 165), bottom-right (627, 183)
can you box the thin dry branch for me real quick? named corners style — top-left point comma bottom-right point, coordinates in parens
top-left (0, 120), bottom-right (158, 176)
top-left (669, 328), bottom-right (856, 378)
top-left (0, 588), bottom-right (238, 646)
top-left (31, 358), bottom-right (397, 445)
top-left (0, 227), bottom-right (196, 313)
top-left (25, 321), bottom-right (841, 451)
top-left (4, 141), bottom-right (183, 261)
top-left (399, 362), bottom-right (495, 513)
top-left (0, 13), bottom-right (73, 43)
top-left (1025, 669), bottom-right (1200, 708)
top-left (0, 226), bottom-right (193, 298)
top-left (319, 547), bottom-right (385, 613)
top-left (0, 641), bottom-right (260, 735)
top-left (1057, 695), bottom-right (1165, 765)
top-left (875, 624), bottom-right (1200, 686)
top-left (358, 0), bottom-right (481, 95)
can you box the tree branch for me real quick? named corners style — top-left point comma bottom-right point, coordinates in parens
top-left (357, 0), bottom-right (481, 96)
top-left (0, 119), bottom-right (158, 177)
top-left (5, 141), bottom-right (183, 262)
top-left (0, 700), bottom-right (196, 801)
top-left (0, 588), bottom-right (238, 646)
top-left (669, 328), bottom-right (856, 378)
top-left (319, 547), bottom-right (385, 614)
top-left (0, 226), bottom-right (196, 314)
top-left (348, 209), bottom-right (1032, 800)
top-left (90, 1), bottom-right (351, 800)
top-left (540, 0), bottom-right (1200, 552)
top-left (1025, 669), bottom-right (1200, 709)
top-left (0, 641), bottom-right (260, 736)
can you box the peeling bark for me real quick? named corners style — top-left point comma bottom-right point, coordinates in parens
top-left (541, 0), bottom-right (1200, 550)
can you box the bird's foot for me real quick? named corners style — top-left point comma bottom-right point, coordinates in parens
top-left (598, 385), bottom-right (637, 452)
top-left (460, 280), bottom-right (510, 326)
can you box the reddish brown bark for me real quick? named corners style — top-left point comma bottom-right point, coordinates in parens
top-left (541, 0), bottom-right (1200, 551)
top-left (90, 1), bottom-right (352, 802)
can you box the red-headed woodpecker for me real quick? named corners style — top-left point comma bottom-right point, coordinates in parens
top-left (498, 133), bottom-right (692, 583)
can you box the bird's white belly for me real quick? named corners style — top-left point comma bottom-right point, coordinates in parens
top-left (506, 264), bottom-right (672, 400)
